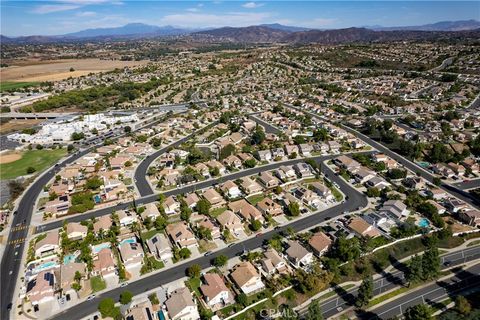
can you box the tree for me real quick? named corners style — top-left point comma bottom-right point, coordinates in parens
top-left (98, 298), bottom-right (120, 318)
top-left (433, 177), bottom-right (442, 186)
top-left (178, 248), bottom-right (191, 259)
top-left (26, 166), bottom-right (36, 174)
top-left (74, 271), bottom-right (82, 282)
top-left (124, 126), bottom-right (132, 133)
top-left (305, 300), bottom-right (324, 320)
top-left (219, 144), bottom-right (236, 160)
top-left (366, 187), bottom-right (381, 198)
top-left (422, 246), bottom-right (440, 281)
top-left (154, 216), bottom-right (167, 231)
top-left (119, 290), bottom-right (133, 305)
top-left (287, 201), bottom-right (300, 217)
top-left (455, 295), bottom-right (471, 315)
top-left (236, 293), bottom-right (248, 306)
top-left (243, 158), bottom-right (256, 168)
top-left (213, 255), bottom-right (228, 267)
top-left (71, 132), bottom-right (85, 141)
top-left (180, 201), bottom-right (192, 221)
top-left (251, 125), bottom-right (266, 145)
top-left (355, 275), bottom-right (373, 308)
top-left (331, 236), bottom-right (361, 262)
top-left (187, 264), bottom-right (202, 278)
top-left (405, 255), bottom-right (423, 286)
top-left (196, 199), bottom-right (211, 216)
top-left (404, 304), bottom-right (432, 320)
top-left (250, 219), bottom-right (262, 231)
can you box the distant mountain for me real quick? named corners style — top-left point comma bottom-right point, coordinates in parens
top-left (259, 23), bottom-right (313, 32)
top-left (195, 26), bottom-right (289, 43)
top-left (65, 23), bottom-right (189, 38)
top-left (372, 19), bottom-right (480, 31)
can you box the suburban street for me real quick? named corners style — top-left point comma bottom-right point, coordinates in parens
top-left (368, 262), bottom-right (480, 319)
top-left (0, 107), bottom-right (187, 320)
top-left (47, 156), bottom-right (369, 320)
top-left (318, 246), bottom-right (480, 318)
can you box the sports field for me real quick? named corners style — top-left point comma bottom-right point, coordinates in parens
top-left (0, 149), bottom-right (67, 180)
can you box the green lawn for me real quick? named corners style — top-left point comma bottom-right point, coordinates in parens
top-left (0, 149), bottom-right (67, 180)
top-left (90, 276), bottom-right (106, 292)
top-left (141, 229), bottom-right (159, 241)
top-left (0, 81), bottom-right (40, 92)
top-left (209, 206), bottom-right (227, 218)
top-left (246, 194), bottom-right (265, 205)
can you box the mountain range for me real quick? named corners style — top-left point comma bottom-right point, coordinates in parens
top-left (1, 20), bottom-right (479, 44)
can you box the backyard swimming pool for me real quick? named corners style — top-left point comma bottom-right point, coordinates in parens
top-left (92, 242), bottom-right (111, 253)
top-left (119, 238), bottom-right (136, 245)
top-left (34, 261), bottom-right (58, 273)
top-left (418, 218), bottom-right (430, 228)
top-left (63, 254), bottom-right (77, 265)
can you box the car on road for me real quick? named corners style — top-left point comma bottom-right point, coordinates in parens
top-left (7, 303), bottom-right (12, 311)
top-left (120, 282), bottom-right (128, 287)
top-left (204, 251), bottom-right (213, 256)
top-left (228, 243), bottom-right (236, 247)
top-left (444, 261), bottom-right (451, 267)
top-left (256, 233), bottom-right (263, 237)
top-left (87, 295), bottom-right (96, 301)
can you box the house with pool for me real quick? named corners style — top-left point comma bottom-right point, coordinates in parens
top-left (34, 230), bottom-right (60, 258)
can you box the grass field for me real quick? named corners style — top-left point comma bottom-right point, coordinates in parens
top-left (90, 276), bottom-right (106, 292)
top-left (0, 149), bottom-right (67, 180)
top-left (0, 81), bottom-right (40, 92)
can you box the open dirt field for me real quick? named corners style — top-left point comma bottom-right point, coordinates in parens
top-left (0, 119), bottom-right (43, 134)
top-left (0, 152), bottom-right (22, 164)
top-left (1, 59), bottom-right (148, 82)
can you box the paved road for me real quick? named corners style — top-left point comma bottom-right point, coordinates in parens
top-left (452, 179), bottom-right (480, 191)
top-left (248, 115), bottom-right (282, 134)
top-left (37, 152), bottom-right (372, 233)
top-left (0, 112), bottom-right (183, 320)
top-left (48, 157), bottom-right (369, 320)
top-left (133, 122), bottom-right (218, 197)
top-left (316, 246), bottom-right (480, 319)
top-left (367, 261), bottom-right (480, 320)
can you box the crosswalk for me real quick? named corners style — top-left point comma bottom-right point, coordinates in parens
top-left (11, 225), bottom-right (28, 232)
top-left (8, 238), bottom-right (26, 245)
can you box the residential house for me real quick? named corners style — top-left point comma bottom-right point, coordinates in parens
top-left (66, 223), bottom-right (87, 241)
top-left (196, 216), bottom-right (221, 239)
top-left (92, 248), bottom-right (116, 278)
top-left (184, 193), bottom-right (200, 210)
top-left (260, 249), bottom-right (288, 276)
top-left (146, 234), bottom-right (173, 262)
top-left (308, 232), bottom-right (332, 257)
top-left (284, 144), bottom-right (299, 156)
top-left (285, 240), bottom-right (314, 268)
top-left (223, 155), bottom-right (242, 169)
top-left (164, 196), bottom-right (180, 215)
top-left (352, 168), bottom-right (375, 184)
top-left (299, 144), bottom-right (313, 156)
top-left (230, 262), bottom-right (265, 295)
top-left (216, 210), bottom-right (243, 235)
top-left (229, 199), bottom-right (264, 222)
top-left (310, 182), bottom-right (333, 201)
top-left (240, 177), bottom-right (263, 195)
top-left (258, 171), bottom-right (280, 188)
top-left (119, 241), bottom-right (144, 269)
top-left (35, 231), bottom-right (59, 257)
top-left (54, 262), bottom-right (86, 298)
top-left (200, 273), bottom-right (233, 311)
top-left (118, 211), bottom-right (138, 227)
top-left (93, 215), bottom-right (112, 235)
top-left (365, 176), bottom-right (391, 190)
top-left (255, 150), bottom-right (272, 162)
top-left (347, 217), bottom-right (381, 238)
top-left (141, 202), bottom-right (161, 220)
top-left (458, 210), bottom-right (480, 227)
top-left (256, 198), bottom-right (283, 216)
top-left (293, 162), bottom-right (315, 178)
top-left (293, 187), bottom-right (323, 208)
top-left (165, 287), bottom-right (200, 320)
top-left (203, 188), bottom-right (226, 209)
top-left (166, 222), bottom-right (198, 248)
top-left (379, 200), bottom-right (409, 220)
top-left (333, 155), bottom-right (360, 171)
top-left (125, 300), bottom-right (156, 320)
top-left (220, 181), bottom-right (242, 199)
top-left (27, 271), bottom-right (56, 306)
top-left (274, 165), bottom-right (296, 182)
top-left (328, 141), bottom-right (342, 153)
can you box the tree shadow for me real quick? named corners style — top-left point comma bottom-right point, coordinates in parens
top-left (354, 309), bottom-right (382, 320)
top-left (332, 283), bottom-right (356, 306)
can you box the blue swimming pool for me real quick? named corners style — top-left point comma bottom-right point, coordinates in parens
top-left (158, 311), bottom-right (165, 320)
top-left (93, 194), bottom-right (102, 204)
top-left (92, 242), bottom-right (111, 253)
top-left (119, 238), bottom-right (136, 245)
top-left (63, 254), bottom-right (77, 265)
top-left (34, 261), bottom-right (57, 273)
top-left (416, 161), bottom-right (430, 168)
top-left (418, 218), bottom-right (430, 228)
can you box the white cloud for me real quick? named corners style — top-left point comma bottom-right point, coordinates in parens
top-left (158, 12), bottom-right (272, 28)
top-left (31, 4), bottom-right (81, 14)
top-left (242, 2), bottom-right (263, 9)
top-left (186, 7), bottom-right (199, 12)
top-left (297, 18), bottom-right (337, 28)
top-left (76, 11), bottom-right (97, 17)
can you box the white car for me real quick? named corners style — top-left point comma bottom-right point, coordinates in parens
top-left (87, 295), bottom-right (96, 301)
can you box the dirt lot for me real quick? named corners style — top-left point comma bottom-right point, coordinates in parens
top-left (0, 152), bottom-right (21, 164)
top-left (1, 59), bottom-right (148, 82)
top-left (0, 119), bottom-right (43, 134)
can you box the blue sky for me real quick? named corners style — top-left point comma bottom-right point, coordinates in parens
top-left (1, 1), bottom-right (479, 36)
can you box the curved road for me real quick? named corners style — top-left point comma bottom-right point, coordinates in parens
top-left (48, 157), bottom-right (369, 320)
